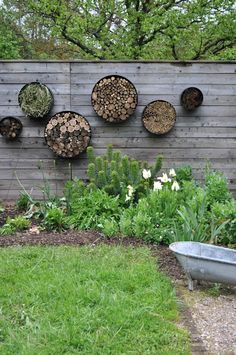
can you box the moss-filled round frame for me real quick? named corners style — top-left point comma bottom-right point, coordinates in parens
top-left (0, 116), bottom-right (23, 140)
top-left (18, 81), bottom-right (54, 119)
top-left (44, 111), bottom-right (91, 158)
top-left (91, 75), bottom-right (138, 123)
top-left (142, 100), bottom-right (176, 135)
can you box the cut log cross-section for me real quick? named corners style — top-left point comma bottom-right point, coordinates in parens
top-left (142, 100), bottom-right (176, 135)
top-left (45, 111), bottom-right (91, 158)
top-left (91, 75), bottom-right (138, 123)
top-left (0, 117), bottom-right (23, 139)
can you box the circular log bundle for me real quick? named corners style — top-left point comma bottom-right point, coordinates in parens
top-left (142, 100), bottom-right (176, 135)
top-left (181, 87), bottom-right (203, 111)
top-left (91, 75), bottom-right (138, 122)
top-left (0, 117), bottom-right (22, 139)
top-left (18, 82), bottom-right (54, 119)
top-left (45, 111), bottom-right (91, 158)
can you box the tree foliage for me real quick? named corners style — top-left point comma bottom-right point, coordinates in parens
top-left (1, 0), bottom-right (235, 60)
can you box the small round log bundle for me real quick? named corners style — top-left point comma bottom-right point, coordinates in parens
top-left (181, 87), bottom-right (203, 111)
top-left (91, 75), bottom-right (138, 122)
top-left (142, 100), bottom-right (176, 135)
top-left (18, 82), bottom-right (54, 119)
top-left (45, 111), bottom-right (91, 158)
top-left (0, 117), bottom-right (22, 139)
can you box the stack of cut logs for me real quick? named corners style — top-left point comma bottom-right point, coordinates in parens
top-left (181, 87), bottom-right (203, 111)
top-left (142, 100), bottom-right (176, 135)
top-left (45, 111), bottom-right (91, 158)
top-left (91, 75), bottom-right (138, 122)
top-left (0, 117), bottom-right (22, 139)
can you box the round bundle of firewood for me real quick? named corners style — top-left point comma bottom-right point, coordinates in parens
top-left (18, 81), bottom-right (54, 119)
top-left (181, 87), bottom-right (203, 111)
top-left (142, 100), bottom-right (176, 135)
top-left (91, 75), bottom-right (138, 122)
top-left (45, 111), bottom-right (91, 158)
top-left (0, 117), bottom-right (23, 139)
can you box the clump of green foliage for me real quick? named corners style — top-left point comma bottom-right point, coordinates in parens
top-left (10, 148), bottom-right (236, 247)
top-left (0, 216), bottom-right (31, 236)
top-left (86, 145), bottom-right (163, 201)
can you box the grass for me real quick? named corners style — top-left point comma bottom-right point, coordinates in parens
top-left (0, 245), bottom-right (190, 354)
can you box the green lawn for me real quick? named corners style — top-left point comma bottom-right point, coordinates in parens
top-left (0, 245), bottom-right (189, 354)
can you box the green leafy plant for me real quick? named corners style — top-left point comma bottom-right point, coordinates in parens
top-left (205, 168), bottom-right (231, 206)
top-left (211, 200), bottom-right (236, 245)
top-left (43, 207), bottom-right (68, 232)
top-left (176, 165), bottom-right (193, 183)
top-left (65, 188), bottom-right (122, 230)
top-left (0, 216), bottom-right (31, 236)
top-left (171, 197), bottom-right (209, 243)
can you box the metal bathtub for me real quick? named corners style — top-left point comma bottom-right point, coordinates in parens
top-left (169, 241), bottom-right (236, 290)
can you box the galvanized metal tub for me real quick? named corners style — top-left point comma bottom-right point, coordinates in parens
top-left (169, 241), bottom-right (236, 290)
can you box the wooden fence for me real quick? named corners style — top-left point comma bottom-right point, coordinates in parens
top-left (0, 61), bottom-right (235, 199)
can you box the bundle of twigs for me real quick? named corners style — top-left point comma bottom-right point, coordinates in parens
top-left (91, 75), bottom-right (138, 122)
top-left (18, 82), bottom-right (54, 118)
top-left (0, 117), bottom-right (22, 139)
top-left (142, 100), bottom-right (176, 135)
top-left (45, 111), bottom-right (91, 158)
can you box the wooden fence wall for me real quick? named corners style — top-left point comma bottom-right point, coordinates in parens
top-left (0, 61), bottom-right (235, 199)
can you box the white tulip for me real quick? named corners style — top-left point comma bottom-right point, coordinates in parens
top-left (142, 169), bottom-right (151, 179)
top-left (169, 169), bottom-right (176, 177)
top-left (157, 173), bottom-right (171, 183)
top-left (171, 181), bottom-right (180, 191)
top-left (153, 181), bottom-right (162, 191)
top-left (125, 194), bottom-right (131, 201)
top-left (127, 185), bottom-right (134, 196)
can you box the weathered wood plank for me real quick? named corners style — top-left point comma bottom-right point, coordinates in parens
top-left (2, 168), bottom-right (235, 181)
top-left (1, 137), bottom-right (236, 149)
top-left (71, 94), bottom-right (236, 107)
top-left (71, 62), bottom-right (236, 74)
top-left (71, 73), bottom-right (236, 85)
top-left (71, 83), bottom-right (236, 95)
top-left (14, 126), bottom-right (236, 138)
top-left (1, 157), bottom-right (235, 170)
top-left (70, 105), bottom-right (236, 117)
top-left (0, 147), bottom-right (235, 159)
top-left (0, 94), bottom-right (71, 106)
top-left (0, 84), bottom-right (70, 95)
top-left (0, 62), bottom-right (70, 73)
top-left (0, 73), bottom-right (70, 84)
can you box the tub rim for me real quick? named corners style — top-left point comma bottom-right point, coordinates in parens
top-left (169, 241), bottom-right (236, 266)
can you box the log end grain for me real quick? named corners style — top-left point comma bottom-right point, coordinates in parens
top-left (45, 111), bottom-right (91, 158)
top-left (91, 75), bottom-right (138, 123)
top-left (0, 116), bottom-right (23, 139)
